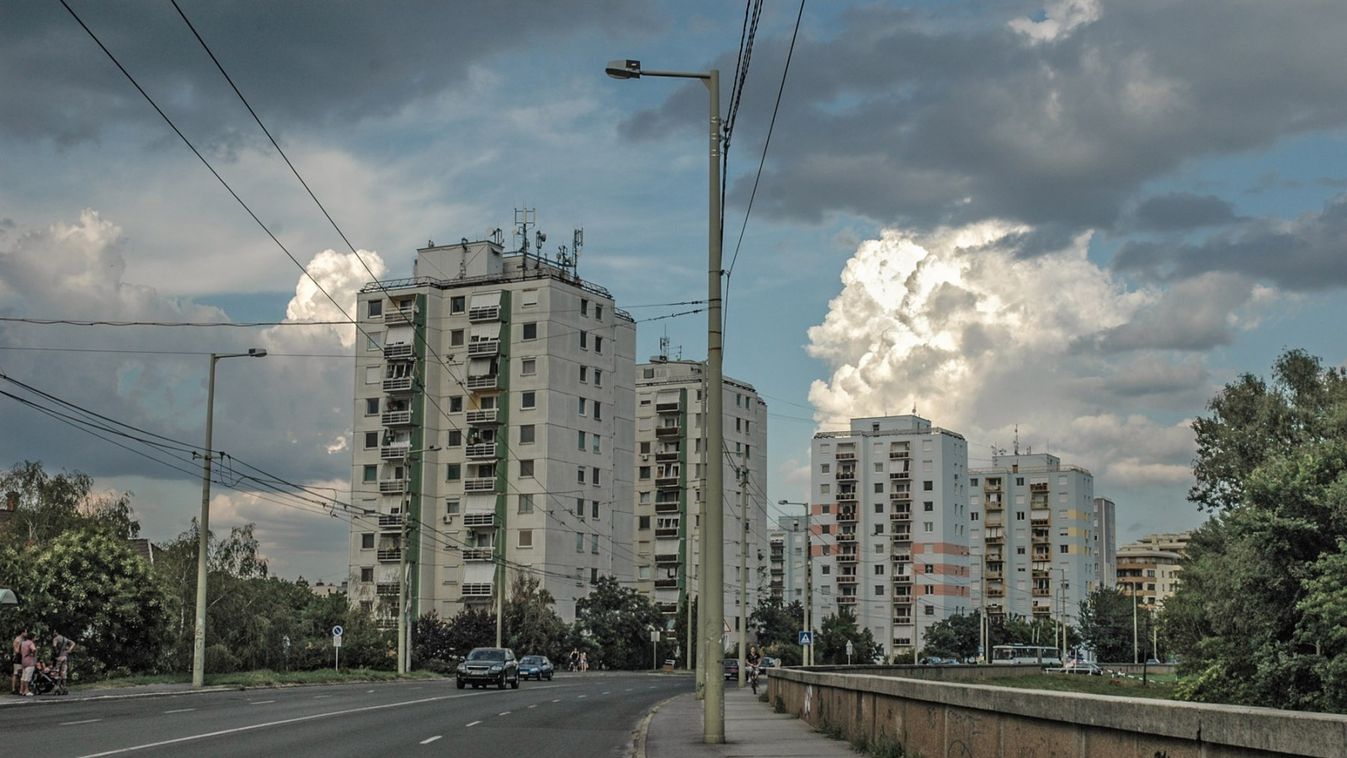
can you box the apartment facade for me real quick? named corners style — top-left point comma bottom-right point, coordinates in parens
top-left (810, 415), bottom-right (972, 661)
top-left (1117, 531), bottom-right (1192, 608)
top-left (968, 453), bottom-right (1096, 626)
top-left (347, 239), bottom-right (635, 625)
top-left (768, 515), bottom-right (809, 605)
top-left (630, 358), bottom-right (768, 630)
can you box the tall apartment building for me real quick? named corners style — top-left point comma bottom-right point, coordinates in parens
top-left (768, 515), bottom-right (809, 604)
top-left (1092, 497), bottom-right (1118, 588)
top-left (1117, 531), bottom-right (1192, 608)
top-left (631, 358), bottom-right (767, 630)
top-left (347, 238), bottom-right (635, 625)
top-left (968, 453), bottom-right (1096, 626)
top-left (810, 415), bottom-right (971, 661)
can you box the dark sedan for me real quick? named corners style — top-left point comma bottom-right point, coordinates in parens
top-left (722, 658), bottom-right (739, 680)
top-left (519, 655), bottom-right (554, 681)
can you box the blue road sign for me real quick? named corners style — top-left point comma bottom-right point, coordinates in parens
top-left (331, 625), bottom-right (344, 637)
top-left (798, 631), bottom-right (813, 646)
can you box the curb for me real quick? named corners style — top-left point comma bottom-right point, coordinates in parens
top-left (0, 675), bottom-right (454, 708)
top-left (631, 693), bottom-right (683, 758)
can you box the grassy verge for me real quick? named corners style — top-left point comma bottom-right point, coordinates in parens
top-left (979, 673), bottom-right (1177, 700)
top-left (74, 668), bottom-right (443, 691)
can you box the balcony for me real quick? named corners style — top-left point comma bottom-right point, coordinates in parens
top-left (655, 474), bottom-right (679, 488)
top-left (889, 449), bottom-right (910, 460)
top-left (655, 553), bottom-right (679, 565)
top-left (376, 582), bottom-right (400, 597)
top-left (985, 570), bottom-right (1004, 580)
top-left (837, 595), bottom-right (857, 605)
top-left (835, 450), bottom-right (856, 461)
top-left (986, 588), bottom-right (1005, 598)
top-left (378, 479), bottom-right (407, 495)
top-left (377, 514), bottom-right (404, 531)
top-left (893, 615), bottom-right (912, 625)
top-left (892, 588), bottom-right (912, 600)
top-left (1033, 588), bottom-right (1052, 598)
top-left (890, 508), bottom-right (911, 523)
top-left (381, 444), bottom-right (411, 461)
top-left (467, 338), bottom-right (500, 357)
top-left (654, 578), bottom-right (679, 589)
top-left (384, 343), bottom-right (414, 360)
top-left (466, 442), bottom-right (497, 460)
top-left (889, 471), bottom-right (910, 481)
top-left (384, 306), bottom-right (416, 325)
top-left (837, 574), bottom-right (858, 585)
top-left (654, 500), bottom-right (680, 514)
top-left (377, 548), bottom-right (402, 561)
top-left (891, 530), bottom-right (912, 543)
top-left (462, 583), bottom-right (493, 598)
top-left (464, 477), bottom-right (497, 493)
top-left (655, 449), bottom-right (680, 463)
top-left (836, 508), bottom-right (857, 524)
top-left (837, 489), bottom-right (857, 503)
top-left (836, 530), bottom-right (857, 543)
top-left (655, 527), bottom-right (679, 539)
top-left (892, 572), bottom-right (911, 584)
top-left (463, 513), bottom-right (495, 528)
top-left (656, 602), bottom-right (678, 614)
top-left (466, 374), bottom-right (497, 391)
top-left (466, 408), bottom-right (499, 425)
top-left (836, 467), bottom-right (857, 482)
top-left (1030, 482), bottom-right (1049, 493)
top-left (889, 489), bottom-right (911, 501)
top-left (382, 376), bottom-right (413, 393)
top-left (838, 550), bottom-right (859, 563)
top-left (655, 423), bottom-right (681, 438)
top-left (381, 410), bottom-right (412, 426)
top-left (983, 481), bottom-right (1002, 493)
top-left (468, 304), bottom-right (500, 322)
top-left (463, 548), bottom-right (494, 562)
top-left (770, 566), bottom-right (784, 575)
top-left (655, 401), bottom-right (681, 413)
top-left (1031, 510), bottom-right (1051, 525)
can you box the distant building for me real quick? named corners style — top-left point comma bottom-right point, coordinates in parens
top-left (969, 453), bottom-right (1097, 628)
top-left (310, 581), bottom-right (347, 598)
top-left (630, 358), bottom-right (767, 630)
top-left (768, 515), bottom-right (810, 605)
top-left (811, 415), bottom-right (971, 661)
top-left (126, 538), bottom-right (159, 565)
top-left (1117, 531), bottom-right (1192, 608)
top-left (1092, 497), bottom-right (1118, 587)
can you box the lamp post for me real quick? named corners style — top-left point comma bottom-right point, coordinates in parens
top-left (778, 500), bottom-right (811, 667)
top-left (193, 348), bottom-right (267, 689)
top-left (399, 445), bottom-right (440, 675)
top-left (608, 58), bottom-right (724, 744)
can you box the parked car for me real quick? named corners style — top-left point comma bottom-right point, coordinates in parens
top-left (1144, 658), bottom-right (1161, 665)
top-left (519, 655), bottom-right (554, 681)
top-left (759, 656), bottom-right (778, 673)
top-left (722, 658), bottom-right (739, 680)
top-left (456, 647), bottom-right (520, 689)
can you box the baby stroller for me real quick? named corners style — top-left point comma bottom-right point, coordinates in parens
top-left (30, 663), bottom-right (67, 696)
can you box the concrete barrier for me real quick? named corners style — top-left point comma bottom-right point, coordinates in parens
top-left (768, 667), bottom-right (1347, 757)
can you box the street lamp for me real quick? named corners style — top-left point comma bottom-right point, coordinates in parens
top-left (399, 444), bottom-right (440, 675)
top-left (610, 57), bottom-right (725, 744)
top-left (778, 500), bottom-right (811, 667)
top-left (193, 348), bottom-right (266, 689)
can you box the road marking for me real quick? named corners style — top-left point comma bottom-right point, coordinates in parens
top-left (366, 689), bottom-right (375, 693)
top-left (625, 688), bottom-right (633, 692)
top-left (62, 718), bottom-right (103, 726)
top-left (313, 695), bottom-right (332, 699)
top-left (73, 685), bottom-right (566, 758)
top-left (552, 698), bottom-right (561, 703)
top-left (497, 711), bottom-right (510, 716)
top-left (163, 708), bottom-right (195, 714)
top-left (420, 736), bottom-right (441, 745)
top-left (249, 700), bottom-right (275, 705)
top-left (603, 690), bottom-right (611, 695)
top-left (465, 720), bottom-right (482, 728)
top-left (578, 694), bottom-right (588, 698)
top-left (527, 704), bottom-right (537, 709)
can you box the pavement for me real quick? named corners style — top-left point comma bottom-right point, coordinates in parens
top-left (643, 681), bottom-right (856, 757)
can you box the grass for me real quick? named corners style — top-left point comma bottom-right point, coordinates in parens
top-left (74, 668), bottom-right (442, 691)
top-left (979, 673), bottom-right (1177, 700)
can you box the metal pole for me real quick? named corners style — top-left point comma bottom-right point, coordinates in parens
top-left (398, 513), bottom-right (408, 674)
top-left (496, 560), bottom-right (505, 647)
top-left (191, 354), bottom-right (219, 689)
top-left (695, 365), bottom-right (708, 698)
top-left (913, 597), bottom-right (920, 665)
top-left (702, 67), bottom-right (725, 744)
top-left (1133, 591), bottom-right (1139, 664)
top-left (738, 467), bottom-right (747, 689)
top-left (804, 506), bottom-right (812, 666)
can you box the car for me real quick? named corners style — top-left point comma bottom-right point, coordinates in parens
top-left (456, 647), bottom-right (520, 690)
top-left (519, 655), bottom-right (554, 681)
top-left (759, 656), bottom-right (778, 674)
top-left (723, 658), bottom-right (739, 680)
top-left (1144, 658), bottom-right (1161, 665)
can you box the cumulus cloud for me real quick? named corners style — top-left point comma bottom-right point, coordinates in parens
top-left (1084, 272), bottom-right (1274, 353)
top-left (1132, 193), bottom-right (1237, 231)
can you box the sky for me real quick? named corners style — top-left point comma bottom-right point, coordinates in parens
top-left (3, 0), bottom-right (1347, 582)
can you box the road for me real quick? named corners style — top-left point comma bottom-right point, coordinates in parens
top-left (0, 672), bottom-right (688, 757)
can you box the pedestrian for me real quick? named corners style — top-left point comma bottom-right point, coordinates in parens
top-left (10, 627), bottom-right (25, 695)
top-left (579, 651), bottom-right (588, 672)
top-left (52, 631), bottom-right (75, 691)
top-left (19, 632), bottom-right (36, 697)
top-left (568, 648), bottom-right (578, 672)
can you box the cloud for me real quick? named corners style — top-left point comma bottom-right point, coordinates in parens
top-left (1083, 272), bottom-right (1273, 352)
top-left (1132, 192), bottom-right (1237, 231)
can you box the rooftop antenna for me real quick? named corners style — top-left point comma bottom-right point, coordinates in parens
top-left (535, 230), bottom-right (547, 267)
top-left (572, 228), bottom-right (583, 277)
top-left (458, 238), bottom-right (468, 279)
top-left (1013, 424), bottom-right (1020, 456)
top-left (514, 208), bottom-right (536, 268)
top-left (658, 333), bottom-right (670, 361)
top-left (491, 228), bottom-right (504, 246)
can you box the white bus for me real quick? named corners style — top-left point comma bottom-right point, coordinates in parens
top-left (990, 644), bottom-right (1062, 666)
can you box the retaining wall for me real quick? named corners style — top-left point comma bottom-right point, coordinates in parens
top-left (768, 667), bottom-right (1347, 757)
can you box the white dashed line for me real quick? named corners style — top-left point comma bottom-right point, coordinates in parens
top-left (61, 718), bottom-right (103, 726)
top-left (527, 704), bottom-right (537, 709)
top-left (625, 688), bottom-right (633, 692)
top-left (602, 690), bottom-right (611, 695)
top-left (465, 720), bottom-right (482, 728)
top-left (313, 695), bottom-right (332, 699)
top-left (420, 736), bottom-right (441, 745)
top-left (578, 694), bottom-right (587, 699)
top-left (249, 700), bottom-right (275, 705)
top-left (551, 698), bottom-right (561, 703)
top-left (366, 689), bottom-right (375, 693)
top-left (498, 711), bottom-right (511, 716)
top-left (163, 708), bottom-right (195, 714)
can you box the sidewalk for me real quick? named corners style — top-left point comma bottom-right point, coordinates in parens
top-left (642, 683), bottom-right (855, 757)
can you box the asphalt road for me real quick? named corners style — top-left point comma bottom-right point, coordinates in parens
top-left (0, 672), bottom-right (689, 758)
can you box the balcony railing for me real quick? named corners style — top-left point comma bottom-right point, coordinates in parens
top-left (838, 551), bottom-right (859, 562)
top-left (837, 574), bottom-right (858, 584)
top-left (655, 424), bottom-right (681, 437)
top-left (654, 578), bottom-right (679, 589)
top-left (377, 514), bottom-right (404, 530)
top-left (889, 471), bottom-right (910, 480)
top-left (836, 530), bottom-right (857, 542)
top-left (381, 410), bottom-right (412, 426)
top-left (889, 450), bottom-right (910, 460)
top-left (837, 489), bottom-right (857, 502)
top-left (654, 527), bottom-right (679, 539)
top-left (835, 450), bottom-right (856, 461)
top-left (655, 449), bottom-right (679, 462)
top-left (463, 513), bottom-right (495, 528)
top-left (655, 475), bottom-right (679, 488)
top-left (468, 305), bottom-right (500, 322)
top-left (890, 509), bottom-right (911, 522)
top-left (463, 548), bottom-right (494, 562)
top-left (654, 500), bottom-right (680, 514)
top-left (654, 401), bottom-right (681, 413)
top-left (466, 409), bottom-right (499, 425)
top-left (1030, 482), bottom-right (1050, 493)
top-left (384, 307), bottom-right (416, 325)
top-left (464, 477), bottom-right (497, 493)
top-left (837, 595), bottom-right (857, 605)
top-left (467, 338), bottom-right (500, 357)
top-left (892, 573), bottom-right (912, 584)
top-left (376, 583), bottom-right (400, 597)
top-left (462, 583), bottom-right (493, 597)
top-left (466, 442), bottom-right (497, 460)
top-left (466, 374), bottom-right (497, 391)
top-left (891, 530), bottom-right (912, 542)
top-left (835, 468), bottom-right (856, 482)
top-left (656, 602), bottom-right (678, 614)
top-left (381, 445), bottom-right (411, 460)
top-left (836, 508), bottom-right (857, 523)
top-left (377, 548), bottom-right (402, 561)
top-left (655, 553), bottom-right (679, 564)
top-left (382, 376), bottom-right (413, 393)
top-left (378, 480), bottom-right (407, 495)
top-left (384, 343), bottom-right (413, 360)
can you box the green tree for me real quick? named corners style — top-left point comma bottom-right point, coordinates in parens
top-left (0, 461), bottom-right (139, 543)
top-left (443, 608), bottom-right (497, 658)
top-left (749, 596), bottom-right (803, 648)
top-left (573, 575), bottom-right (667, 669)
top-left (503, 574), bottom-right (567, 660)
top-left (814, 611), bottom-right (881, 664)
top-left (411, 611), bottom-right (455, 671)
top-left (671, 594), bottom-right (697, 668)
top-left (1078, 587), bottom-right (1160, 663)
top-left (919, 611), bottom-right (980, 661)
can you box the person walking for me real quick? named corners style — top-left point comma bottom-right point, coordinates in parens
top-left (10, 628), bottom-right (25, 695)
top-left (18, 632), bottom-right (36, 697)
top-left (51, 631), bottom-right (75, 692)
top-left (579, 651), bottom-right (588, 673)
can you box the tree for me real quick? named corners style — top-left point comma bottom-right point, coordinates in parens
top-left (1165, 350), bottom-right (1347, 712)
top-left (750, 596), bottom-right (802, 648)
top-left (412, 612), bottom-right (455, 671)
top-left (573, 575), bottom-right (667, 669)
top-left (0, 461), bottom-right (139, 544)
top-left (814, 611), bottom-right (881, 664)
top-left (444, 608), bottom-right (497, 659)
top-left (1078, 588), bottom-right (1160, 663)
top-left (503, 574), bottom-right (567, 660)
top-left (671, 594), bottom-right (697, 668)
top-left (919, 611), bottom-right (980, 661)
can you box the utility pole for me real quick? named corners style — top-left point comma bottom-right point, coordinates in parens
top-left (695, 366), bottom-right (708, 698)
top-left (1132, 591), bottom-right (1139, 664)
top-left (495, 559), bottom-right (505, 647)
top-left (397, 513), bottom-right (409, 673)
top-left (737, 466), bottom-right (748, 689)
top-left (804, 507), bottom-right (813, 666)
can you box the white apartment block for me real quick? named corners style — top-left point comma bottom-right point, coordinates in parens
top-left (968, 453), bottom-right (1096, 627)
top-left (769, 515), bottom-right (809, 605)
top-left (810, 415), bottom-right (972, 661)
top-left (347, 238), bottom-right (635, 625)
top-left (631, 358), bottom-right (768, 630)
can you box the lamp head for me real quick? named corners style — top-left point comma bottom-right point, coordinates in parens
top-left (248, 348), bottom-right (268, 358)
top-left (605, 59), bottom-right (642, 79)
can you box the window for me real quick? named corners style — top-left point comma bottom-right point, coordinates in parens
top-left (576, 498), bottom-right (586, 518)
top-left (595, 336), bottom-right (603, 354)
top-left (360, 533), bottom-right (374, 549)
top-left (579, 330), bottom-right (588, 349)
top-left (874, 482), bottom-right (883, 494)
top-left (1060, 544), bottom-right (1069, 554)
top-left (923, 481), bottom-right (933, 491)
top-left (596, 304), bottom-right (603, 320)
top-left (591, 534), bottom-right (599, 554)
top-left (522, 322), bottom-right (537, 340)
top-left (1016, 546), bottom-right (1026, 555)
top-left (923, 521), bottom-right (933, 533)
top-left (366, 333), bottom-right (382, 351)
top-left (592, 434), bottom-right (601, 454)
top-left (520, 460), bottom-right (535, 478)
top-left (970, 478), bottom-right (978, 486)
top-left (521, 289), bottom-right (538, 307)
top-left (643, 367), bottom-right (655, 379)
top-left (365, 397), bottom-right (379, 416)
top-left (593, 401), bottom-right (602, 421)
top-left (1016, 477), bottom-right (1025, 486)
top-left (450, 396), bottom-right (463, 413)
top-left (367, 300), bottom-right (383, 318)
top-left (365, 366), bottom-right (381, 385)
top-left (450, 329), bottom-right (464, 346)
top-left (639, 516), bottom-right (651, 530)
top-left (578, 431), bottom-right (587, 450)
top-left (971, 511), bottom-right (980, 521)
top-left (590, 568), bottom-right (599, 584)
top-left (360, 567), bottom-right (374, 582)
top-left (576, 533), bottom-right (584, 552)
top-left (362, 465), bottom-right (377, 483)
top-left (874, 502), bottom-right (884, 513)
top-left (578, 398), bottom-right (587, 416)
top-left (924, 564), bottom-right (934, 574)
top-left (364, 431), bottom-right (378, 449)
top-left (820, 483), bottom-right (831, 495)
top-left (592, 467), bottom-right (600, 486)
top-left (445, 498), bottom-right (460, 514)
top-left (874, 523), bottom-right (885, 535)
top-left (518, 494), bottom-right (534, 513)
top-left (577, 467), bottom-right (586, 484)
top-left (874, 564), bottom-right (885, 575)
top-left (518, 529), bottom-right (533, 548)
top-left (520, 425), bottom-right (535, 444)
top-left (594, 369), bottom-right (602, 387)
top-left (640, 466), bottom-right (651, 479)
top-left (591, 500), bottom-right (599, 518)
top-left (1016, 511), bottom-right (1025, 521)
top-left (521, 358), bottom-right (537, 376)
top-left (639, 491), bottom-right (651, 504)
top-left (446, 463), bottom-right (461, 481)
top-left (924, 604), bottom-right (935, 615)
top-left (522, 391), bottom-right (536, 409)
top-left (923, 501), bottom-right (934, 512)
top-left (579, 366), bottom-right (588, 383)
top-left (822, 565), bottom-right (831, 575)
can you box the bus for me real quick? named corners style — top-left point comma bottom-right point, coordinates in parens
top-left (990, 644), bottom-right (1062, 666)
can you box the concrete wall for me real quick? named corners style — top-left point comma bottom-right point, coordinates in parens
top-left (768, 667), bottom-right (1347, 757)
top-left (799, 663), bottom-right (1176, 680)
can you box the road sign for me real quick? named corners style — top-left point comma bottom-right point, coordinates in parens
top-left (331, 625), bottom-right (344, 637)
top-left (650, 630), bottom-right (661, 643)
top-left (798, 631), bottom-right (813, 646)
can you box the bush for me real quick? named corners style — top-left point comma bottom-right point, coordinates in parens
top-left (205, 643), bottom-right (241, 674)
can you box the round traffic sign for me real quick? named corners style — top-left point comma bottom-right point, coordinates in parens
top-left (332, 625), bottom-right (344, 637)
